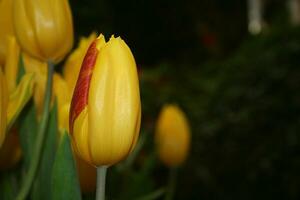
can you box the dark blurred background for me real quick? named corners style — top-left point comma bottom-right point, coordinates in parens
top-left (70, 0), bottom-right (300, 199)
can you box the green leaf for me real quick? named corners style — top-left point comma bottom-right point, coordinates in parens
top-left (19, 102), bottom-right (38, 169)
top-left (31, 103), bottom-right (58, 200)
top-left (0, 172), bottom-right (18, 200)
top-left (51, 131), bottom-right (81, 200)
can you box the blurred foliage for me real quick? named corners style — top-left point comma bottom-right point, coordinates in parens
top-left (70, 0), bottom-right (247, 65)
top-left (139, 26), bottom-right (300, 199)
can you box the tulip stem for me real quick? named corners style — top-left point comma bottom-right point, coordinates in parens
top-left (165, 168), bottom-right (177, 200)
top-left (96, 166), bottom-right (108, 200)
top-left (16, 61), bottom-right (54, 200)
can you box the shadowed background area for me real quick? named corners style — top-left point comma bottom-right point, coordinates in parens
top-left (70, 0), bottom-right (300, 199)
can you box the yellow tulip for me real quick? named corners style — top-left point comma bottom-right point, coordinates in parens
top-left (0, 69), bottom-right (8, 147)
top-left (13, 0), bottom-right (74, 63)
top-left (0, 0), bottom-right (14, 65)
top-left (22, 54), bottom-right (70, 118)
top-left (155, 105), bottom-right (191, 167)
top-left (63, 33), bottom-right (97, 94)
top-left (69, 35), bottom-right (141, 166)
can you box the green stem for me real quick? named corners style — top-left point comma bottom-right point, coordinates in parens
top-left (165, 168), bottom-right (177, 200)
top-left (96, 166), bottom-right (108, 200)
top-left (16, 61), bottom-right (54, 200)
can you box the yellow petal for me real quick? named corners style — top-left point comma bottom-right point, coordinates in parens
top-left (23, 53), bottom-right (47, 115)
top-left (7, 73), bottom-right (34, 130)
top-left (63, 32), bottom-right (97, 93)
top-left (72, 107), bottom-right (92, 165)
top-left (155, 105), bottom-right (191, 167)
top-left (58, 103), bottom-right (70, 134)
top-left (23, 52), bottom-right (47, 75)
top-left (0, 128), bottom-right (22, 170)
top-left (53, 73), bottom-right (71, 110)
top-left (4, 36), bottom-right (20, 93)
top-left (0, 69), bottom-right (8, 147)
top-left (0, 0), bottom-right (14, 65)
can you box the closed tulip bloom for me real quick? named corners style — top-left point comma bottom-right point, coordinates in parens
top-left (155, 105), bottom-right (191, 167)
top-left (13, 0), bottom-right (73, 63)
top-left (70, 35), bottom-right (141, 166)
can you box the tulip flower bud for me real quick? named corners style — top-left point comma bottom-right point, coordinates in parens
top-left (70, 35), bottom-right (141, 166)
top-left (0, 69), bottom-right (8, 147)
top-left (155, 105), bottom-right (191, 167)
top-left (13, 0), bottom-right (73, 63)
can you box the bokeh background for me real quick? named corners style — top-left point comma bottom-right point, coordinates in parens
top-left (70, 0), bottom-right (300, 199)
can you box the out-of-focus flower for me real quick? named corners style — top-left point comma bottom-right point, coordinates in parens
top-left (0, 69), bottom-right (8, 146)
top-left (69, 34), bottom-right (141, 166)
top-left (13, 0), bottom-right (73, 62)
top-left (0, 0), bottom-right (14, 65)
top-left (23, 54), bottom-right (71, 119)
top-left (0, 55), bottom-right (34, 147)
top-left (0, 35), bottom-right (33, 168)
top-left (2, 37), bottom-right (35, 131)
top-left (155, 105), bottom-right (191, 167)
top-left (22, 53), bottom-right (47, 115)
top-left (63, 33), bottom-right (97, 93)
top-left (7, 73), bottom-right (34, 127)
top-left (0, 128), bottom-right (22, 170)
top-left (4, 36), bottom-right (20, 93)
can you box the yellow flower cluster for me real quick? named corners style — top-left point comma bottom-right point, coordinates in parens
top-left (0, 0), bottom-right (97, 192)
top-left (0, 0), bottom-right (192, 196)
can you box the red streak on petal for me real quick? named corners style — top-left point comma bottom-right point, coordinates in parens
top-left (69, 41), bottom-right (99, 135)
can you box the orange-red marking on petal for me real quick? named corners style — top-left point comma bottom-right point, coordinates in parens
top-left (69, 41), bottom-right (99, 134)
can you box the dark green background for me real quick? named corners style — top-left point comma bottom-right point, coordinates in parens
top-left (70, 0), bottom-right (300, 199)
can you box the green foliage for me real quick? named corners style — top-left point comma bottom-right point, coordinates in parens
top-left (31, 103), bottom-right (58, 200)
top-left (19, 103), bottom-right (38, 170)
top-left (0, 172), bottom-right (18, 200)
top-left (51, 132), bottom-right (81, 200)
top-left (140, 27), bottom-right (300, 199)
